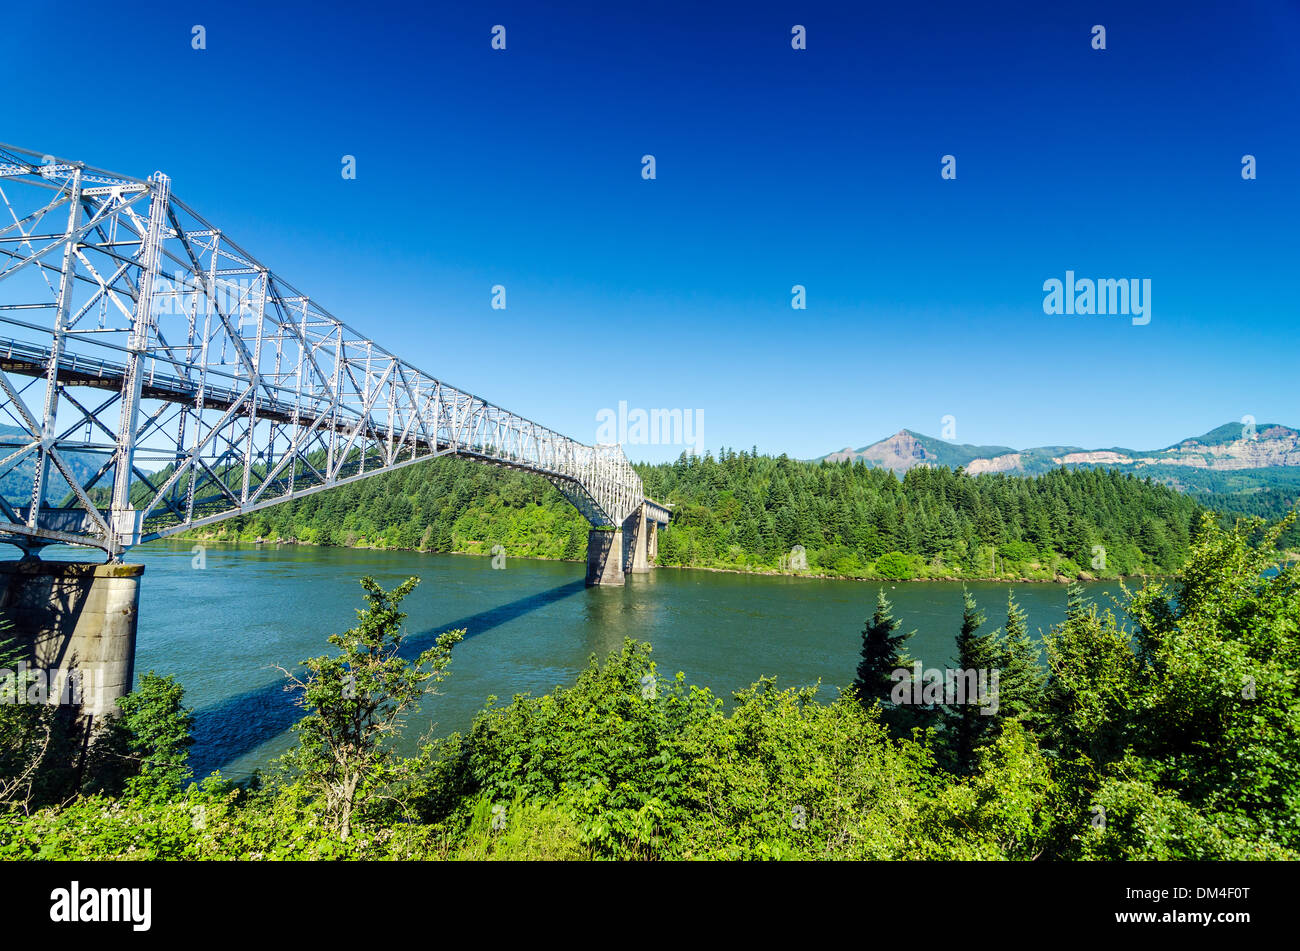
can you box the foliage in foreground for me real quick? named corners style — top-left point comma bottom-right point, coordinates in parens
top-left (0, 513), bottom-right (1295, 860)
top-left (278, 576), bottom-right (462, 840)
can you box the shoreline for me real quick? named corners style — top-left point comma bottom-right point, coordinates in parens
top-left (170, 533), bottom-right (1163, 585)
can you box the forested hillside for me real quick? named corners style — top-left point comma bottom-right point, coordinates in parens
top-left (191, 448), bottom-right (1237, 581)
top-left (194, 456), bottom-right (592, 562)
top-left (644, 450), bottom-right (1211, 578)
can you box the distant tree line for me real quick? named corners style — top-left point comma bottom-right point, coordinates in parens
top-left (642, 450), bottom-right (1204, 579)
top-left (194, 455), bottom-right (591, 562)
top-left (192, 448), bottom-right (1287, 581)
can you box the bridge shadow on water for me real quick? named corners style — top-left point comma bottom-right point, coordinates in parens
top-left (189, 578), bottom-right (588, 778)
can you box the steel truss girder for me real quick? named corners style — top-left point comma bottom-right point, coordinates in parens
top-left (0, 144), bottom-right (666, 557)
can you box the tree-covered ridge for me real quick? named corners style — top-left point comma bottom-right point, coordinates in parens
top-left (195, 455), bottom-right (591, 562)
top-left (195, 449), bottom-right (1215, 582)
top-left (642, 450), bottom-right (1204, 579)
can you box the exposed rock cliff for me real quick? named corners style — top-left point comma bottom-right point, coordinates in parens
top-left (820, 423), bottom-right (1300, 478)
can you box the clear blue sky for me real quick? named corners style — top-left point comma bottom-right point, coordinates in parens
top-left (7, 0), bottom-right (1298, 461)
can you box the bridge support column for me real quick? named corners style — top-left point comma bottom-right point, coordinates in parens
top-left (648, 519), bottom-right (658, 565)
top-left (0, 561), bottom-right (143, 725)
top-left (624, 504), bottom-right (650, 575)
top-left (585, 529), bottom-right (625, 586)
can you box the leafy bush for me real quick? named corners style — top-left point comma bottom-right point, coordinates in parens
top-left (873, 551), bottom-right (916, 579)
top-left (111, 673), bottom-right (195, 802)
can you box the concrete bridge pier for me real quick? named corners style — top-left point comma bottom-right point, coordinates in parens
top-left (586, 503), bottom-right (663, 586)
top-left (0, 561), bottom-right (143, 726)
top-left (585, 529), bottom-right (625, 586)
top-left (624, 504), bottom-right (650, 575)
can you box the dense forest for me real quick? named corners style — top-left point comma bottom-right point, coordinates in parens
top-left (190, 449), bottom-right (1237, 581)
top-left (641, 450), bottom-right (1207, 578)
top-left (3, 514), bottom-right (1296, 860)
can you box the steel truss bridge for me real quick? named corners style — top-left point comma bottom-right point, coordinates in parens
top-left (0, 144), bottom-right (668, 559)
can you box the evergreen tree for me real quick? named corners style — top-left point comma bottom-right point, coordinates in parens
top-left (946, 586), bottom-right (1000, 774)
top-left (994, 589), bottom-right (1044, 727)
top-left (1065, 581), bottom-right (1086, 618)
top-left (853, 590), bottom-right (914, 714)
top-left (562, 524), bottom-right (585, 561)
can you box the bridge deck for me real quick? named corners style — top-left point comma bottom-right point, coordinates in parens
top-left (0, 335), bottom-right (670, 544)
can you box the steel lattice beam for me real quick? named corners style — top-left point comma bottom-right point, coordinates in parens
top-left (0, 144), bottom-right (670, 557)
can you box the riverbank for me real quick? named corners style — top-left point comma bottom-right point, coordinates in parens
top-left (176, 531), bottom-right (1156, 585)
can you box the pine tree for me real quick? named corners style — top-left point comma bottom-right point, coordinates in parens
top-left (1066, 581), bottom-right (1087, 618)
top-left (995, 588), bottom-right (1044, 726)
top-left (946, 586), bottom-right (1000, 774)
top-left (854, 589), bottom-right (915, 711)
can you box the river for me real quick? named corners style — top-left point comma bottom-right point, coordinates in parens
top-left (65, 541), bottom-right (1126, 780)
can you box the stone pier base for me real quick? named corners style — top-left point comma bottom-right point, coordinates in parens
top-left (0, 561), bottom-right (144, 722)
top-left (624, 504), bottom-right (650, 575)
top-left (585, 529), bottom-right (625, 586)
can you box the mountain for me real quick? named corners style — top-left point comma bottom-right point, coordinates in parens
top-left (822, 430), bottom-right (1016, 472)
top-left (819, 423), bottom-right (1300, 485)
